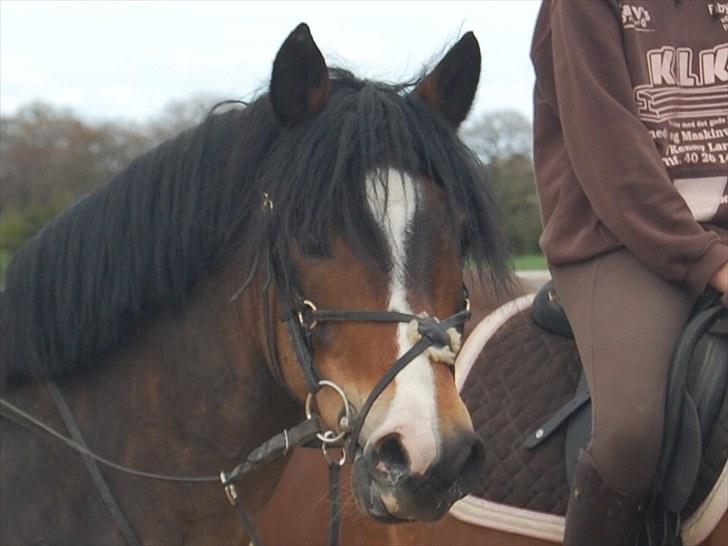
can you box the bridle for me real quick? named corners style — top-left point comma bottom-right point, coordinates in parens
top-left (234, 246), bottom-right (472, 545)
top-left (0, 205), bottom-right (472, 546)
top-left (269, 261), bottom-right (472, 462)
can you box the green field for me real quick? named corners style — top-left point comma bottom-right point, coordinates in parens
top-left (0, 250), bottom-right (9, 288)
top-left (513, 253), bottom-right (547, 271)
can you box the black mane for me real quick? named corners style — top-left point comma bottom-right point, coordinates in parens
top-left (1, 69), bottom-right (510, 385)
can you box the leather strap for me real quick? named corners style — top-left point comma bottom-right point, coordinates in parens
top-left (220, 417), bottom-right (322, 483)
top-left (524, 381), bottom-right (591, 449)
top-left (327, 462), bottom-right (342, 546)
top-left (347, 336), bottom-right (433, 456)
top-left (219, 417), bottom-right (323, 546)
top-left (2, 393), bottom-right (322, 546)
top-left (347, 310), bottom-right (469, 455)
top-left (3, 392), bottom-right (321, 484)
top-left (231, 503), bottom-right (264, 546)
top-left (44, 380), bottom-right (141, 546)
top-left (0, 397), bottom-right (220, 483)
top-left (309, 309), bottom-right (416, 324)
top-left (281, 308), bottom-right (322, 393)
top-left (653, 303), bottom-right (726, 498)
top-left (262, 276), bottom-right (290, 392)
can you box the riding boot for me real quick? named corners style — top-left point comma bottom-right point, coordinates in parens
top-left (563, 450), bottom-right (645, 546)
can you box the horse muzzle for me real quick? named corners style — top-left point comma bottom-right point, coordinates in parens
top-left (351, 430), bottom-right (485, 522)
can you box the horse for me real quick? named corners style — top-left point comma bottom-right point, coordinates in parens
top-left (258, 275), bottom-right (728, 546)
top-left (0, 24), bottom-right (512, 545)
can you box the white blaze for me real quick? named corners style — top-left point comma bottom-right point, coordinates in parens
top-left (365, 169), bottom-right (439, 475)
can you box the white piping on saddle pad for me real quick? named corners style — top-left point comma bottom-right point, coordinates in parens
top-left (454, 293), bottom-right (535, 392)
top-left (449, 294), bottom-right (728, 544)
top-left (682, 460), bottom-right (728, 545)
top-left (449, 495), bottom-right (565, 543)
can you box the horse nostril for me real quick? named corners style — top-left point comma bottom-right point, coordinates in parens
top-left (441, 432), bottom-right (485, 485)
top-left (460, 435), bottom-right (485, 488)
top-left (371, 433), bottom-right (410, 474)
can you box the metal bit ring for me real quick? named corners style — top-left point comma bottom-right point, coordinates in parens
top-left (305, 380), bottom-right (352, 444)
top-left (321, 433), bottom-right (347, 466)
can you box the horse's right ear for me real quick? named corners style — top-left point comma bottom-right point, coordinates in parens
top-left (270, 23), bottom-right (330, 127)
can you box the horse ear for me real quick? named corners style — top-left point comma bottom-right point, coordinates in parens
top-left (270, 23), bottom-right (330, 127)
top-left (414, 32), bottom-right (481, 128)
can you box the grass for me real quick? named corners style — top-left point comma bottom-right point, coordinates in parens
top-left (0, 250), bottom-right (10, 289)
top-left (513, 253), bottom-right (547, 271)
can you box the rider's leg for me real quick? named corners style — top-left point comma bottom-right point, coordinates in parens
top-left (551, 248), bottom-right (697, 545)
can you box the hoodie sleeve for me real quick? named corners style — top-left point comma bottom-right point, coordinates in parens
top-left (549, 0), bottom-right (728, 295)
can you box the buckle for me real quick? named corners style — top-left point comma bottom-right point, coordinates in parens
top-left (220, 472), bottom-right (239, 506)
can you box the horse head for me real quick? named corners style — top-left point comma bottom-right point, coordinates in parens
top-left (260, 24), bottom-right (509, 523)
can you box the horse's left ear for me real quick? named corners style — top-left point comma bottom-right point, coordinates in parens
top-left (270, 23), bottom-right (331, 127)
top-left (414, 32), bottom-right (481, 128)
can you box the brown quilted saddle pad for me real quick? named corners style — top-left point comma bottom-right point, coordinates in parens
top-left (460, 303), bottom-right (728, 520)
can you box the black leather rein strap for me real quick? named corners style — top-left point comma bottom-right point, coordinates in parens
top-left (0, 395), bottom-right (322, 546)
top-left (219, 416), bottom-right (323, 546)
top-left (327, 461), bottom-right (343, 546)
top-left (1, 397), bottom-right (321, 486)
top-left (44, 380), bottom-right (142, 546)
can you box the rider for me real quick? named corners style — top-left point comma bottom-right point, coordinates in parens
top-left (530, 1), bottom-right (728, 544)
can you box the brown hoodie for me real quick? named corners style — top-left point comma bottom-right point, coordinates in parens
top-left (531, 0), bottom-right (728, 295)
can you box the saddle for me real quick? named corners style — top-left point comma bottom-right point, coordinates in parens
top-left (526, 282), bottom-right (728, 545)
top-left (448, 283), bottom-right (727, 544)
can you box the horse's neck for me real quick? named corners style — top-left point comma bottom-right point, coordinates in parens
top-left (116, 264), bottom-right (298, 480)
top-left (18, 265), bottom-right (300, 533)
top-left (111, 268), bottom-right (299, 459)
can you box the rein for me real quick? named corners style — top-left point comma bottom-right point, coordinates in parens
top-left (0, 394), bottom-right (323, 546)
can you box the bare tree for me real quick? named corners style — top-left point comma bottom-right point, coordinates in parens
top-left (461, 110), bottom-right (542, 255)
top-left (1, 102), bottom-right (151, 213)
top-left (0, 96), bottom-right (248, 259)
top-left (461, 109), bottom-right (532, 164)
top-left (0, 102), bottom-right (151, 253)
top-left (144, 93), bottom-right (232, 144)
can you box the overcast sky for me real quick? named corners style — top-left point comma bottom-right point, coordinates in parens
top-left (0, 1), bottom-right (541, 125)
